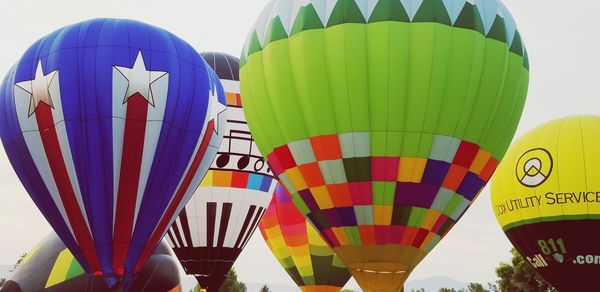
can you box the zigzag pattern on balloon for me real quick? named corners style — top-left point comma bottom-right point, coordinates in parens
top-left (241, 0), bottom-right (528, 67)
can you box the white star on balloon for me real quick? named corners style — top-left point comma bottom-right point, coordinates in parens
top-left (114, 51), bottom-right (168, 106)
top-left (206, 87), bottom-right (227, 135)
top-left (15, 60), bottom-right (58, 116)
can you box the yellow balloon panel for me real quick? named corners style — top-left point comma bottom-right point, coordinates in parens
top-left (491, 116), bottom-right (600, 230)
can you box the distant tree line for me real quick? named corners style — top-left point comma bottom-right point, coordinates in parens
top-left (2, 248), bottom-right (555, 292)
top-left (411, 282), bottom-right (492, 292)
top-left (190, 268), bottom-right (248, 292)
top-left (185, 248), bottom-right (556, 292)
top-left (494, 249), bottom-right (556, 292)
top-left (409, 248), bottom-right (556, 292)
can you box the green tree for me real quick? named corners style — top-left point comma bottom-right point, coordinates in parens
top-left (260, 284), bottom-right (271, 292)
top-left (467, 283), bottom-right (489, 292)
top-left (494, 248), bottom-right (556, 292)
top-left (189, 283), bottom-right (201, 292)
top-left (218, 268), bottom-right (246, 292)
top-left (487, 283), bottom-right (498, 292)
top-left (439, 288), bottom-right (462, 292)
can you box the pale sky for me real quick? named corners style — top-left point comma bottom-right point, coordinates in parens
top-left (0, 0), bottom-right (599, 291)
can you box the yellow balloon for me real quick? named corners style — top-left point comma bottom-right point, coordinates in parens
top-left (491, 115), bottom-right (600, 291)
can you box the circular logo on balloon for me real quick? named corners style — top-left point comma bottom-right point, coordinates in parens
top-left (516, 148), bottom-right (553, 187)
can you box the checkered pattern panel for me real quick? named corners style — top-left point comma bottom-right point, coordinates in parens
top-left (267, 132), bottom-right (498, 251)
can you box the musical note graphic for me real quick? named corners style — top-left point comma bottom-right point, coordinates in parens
top-left (211, 107), bottom-right (273, 177)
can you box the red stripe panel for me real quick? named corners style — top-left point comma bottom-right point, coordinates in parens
top-left (134, 120), bottom-right (216, 272)
top-left (358, 225), bottom-right (376, 245)
top-left (113, 93), bottom-right (149, 275)
top-left (412, 229), bottom-right (430, 247)
top-left (371, 157), bottom-right (400, 181)
top-left (400, 227), bottom-right (419, 246)
top-left (34, 103), bottom-right (101, 271)
top-left (479, 158), bottom-right (498, 182)
top-left (452, 141), bottom-right (479, 168)
top-left (432, 214), bottom-right (449, 234)
top-left (272, 145), bottom-right (296, 170)
top-left (389, 225), bottom-right (405, 244)
top-left (322, 228), bottom-right (340, 247)
top-left (231, 171), bottom-right (249, 188)
top-left (310, 134), bottom-right (342, 160)
top-left (349, 182), bottom-right (373, 205)
top-left (374, 225), bottom-right (395, 244)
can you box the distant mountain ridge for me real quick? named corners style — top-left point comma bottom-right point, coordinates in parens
top-left (245, 276), bottom-right (468, 292)
top-left (8, 268), bottom-right (467, 292)
top-left (405, 276), bottom-right (469, 292)
top-left (245, 282), bottom-right (297, 292)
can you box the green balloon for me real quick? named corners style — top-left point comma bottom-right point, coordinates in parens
top-left (240, 1), bottom-right (529, 291)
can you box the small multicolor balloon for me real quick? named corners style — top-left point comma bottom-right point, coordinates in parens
top-left (260, 184), bottom-right (351, 292)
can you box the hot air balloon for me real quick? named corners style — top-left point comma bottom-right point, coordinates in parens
top-left (0, 232), bottom-right (181, 292)
top-left (240, 1), bottom-right (529, 290)
top-left (259, 184), bottom-right (352, 292)
top-left (166, 52), bottom-right (276, 291)
top-left (491, 115), bottom-right (600, 291)
top-left (0, 18), bottom-right (226, 285)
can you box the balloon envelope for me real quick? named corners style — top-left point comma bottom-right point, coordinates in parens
top-left (491, 115), bottom-right (600, 291)
top-left (240, 0), bottom-right (529, 290)
top-left (0, 233), bottom-right (181, 292)
top-left (0, 18), bottom-right (226, 279)
top-left (166, 52), bottom-right (276, 291)
top-left (259, 184), bottom-right (351, 292)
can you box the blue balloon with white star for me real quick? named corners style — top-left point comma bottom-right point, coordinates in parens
top-left (0, 18), bottom-right (226, 283)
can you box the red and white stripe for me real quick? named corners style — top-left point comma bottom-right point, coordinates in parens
top-left (133, 87), bottom-right (225, 271)
top-left (110, 59), bottom-right (169, 275)
top-left (14, 70), bottom-right (100, 271)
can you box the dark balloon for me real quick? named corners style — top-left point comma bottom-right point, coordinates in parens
top-left (201, 52), bottom-right (240, 81)
top-left (0, 233), bottom-right (181, 292)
